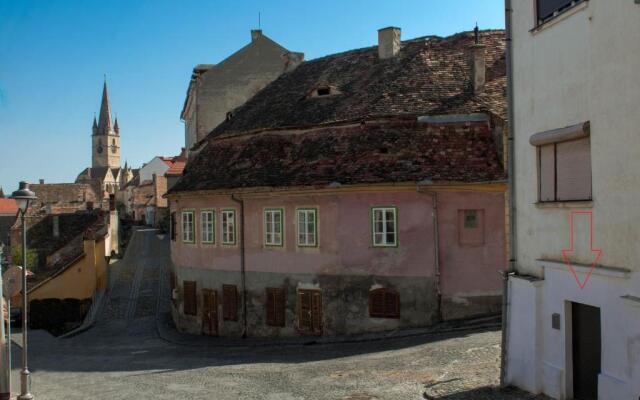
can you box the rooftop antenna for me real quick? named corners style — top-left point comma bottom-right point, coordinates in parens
top-left (258, 12), bottom-right (261, 29)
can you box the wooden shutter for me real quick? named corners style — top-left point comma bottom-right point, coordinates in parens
top-left (266, 288), bottom-right (285, 327)
top-left (298, 290), bottom-right (312, 331)
top-left (369, 288), bottom-right (399, 319)
top-left (183, 281), bottom-right (197, 316)
top-left (539, 144), bottom-right (556, 201)
top-left (201, 289), bottom-right (218, 336)
top-left (170, 212), bottom-right (177, 241)
top-left (556, 137), bottom-right (591, 201)
top-left (369, 289), bottom-right (386, 318)
top-left (222, 284), bottom-right (238, 321)
top-left (311, 291), bottom-right (323, 333)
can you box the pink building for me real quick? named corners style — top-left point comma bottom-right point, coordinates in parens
top-left (167, 27), bottom-right (507, 337)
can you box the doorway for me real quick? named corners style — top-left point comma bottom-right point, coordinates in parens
top-left (571, 302), bottom-right (601, 400)
top-left (298, 289), bottom-right (322, 335)
top-left (202, 289), bottom-right (218, 336)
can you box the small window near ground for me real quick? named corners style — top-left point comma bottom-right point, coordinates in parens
top-left (369, 288), bottom-right (400, 319)
top-left (221, 209), bottom-right (236, 245)
top-left (264, 209), bottom-right (283, 246)
top-left (201, 210), bottom-right (215, 244)
top-left (372, 207), bottom-right (397, 247)
top-left (181, 211), bottom-right (195, 243)
top-left (265, 287), bottom-right (285, 327)
top-left (183, 281), bottom-right (197, 316)
top-left (222, 284), bottom-right (238, 321)
top-left (297, 208), bottom-right (317, 247)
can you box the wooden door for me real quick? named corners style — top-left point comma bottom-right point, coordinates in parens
top-left (202, 289), bottom-right (218, 336)
top-left (572, 302), bottom-right (601, 400)
top-left (298, 290), bottom-right (322, 335)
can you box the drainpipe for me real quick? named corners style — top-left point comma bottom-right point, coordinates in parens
top-left (230, 194), bottom-right (248, 338)
top-left (417, 187), bottom-right (442, 322)
top-left (500, 0), bottom-right (517, 388)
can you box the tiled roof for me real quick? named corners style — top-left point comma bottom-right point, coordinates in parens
top-left (171, 120), bottom-right (505, 192)
top-left (0, 199), bottom-right (17, 215)
top-left (165, 159), bottom-right (186, 176)
top-left (208, 29), bottom-right (505, 139)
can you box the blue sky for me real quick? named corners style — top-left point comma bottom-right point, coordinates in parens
top-left (0, 0), bottom-right (504, 193)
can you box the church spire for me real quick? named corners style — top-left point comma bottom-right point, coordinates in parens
top-left (97, 78), bottom-right (113, 135)
top-left (114, 116), bottom-right (119, 135)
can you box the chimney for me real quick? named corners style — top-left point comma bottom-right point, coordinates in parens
top-left (251, 29), bottom-right (263, 42)
top-left (378, 27), bottom-right (401, 59)
top-left (39, 179), bottom-right (44, 184)
top-left (469, 26), bottom-right (486, 94)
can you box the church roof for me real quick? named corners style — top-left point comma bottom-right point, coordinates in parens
top-left (95, 80), bottom-right (116, 136)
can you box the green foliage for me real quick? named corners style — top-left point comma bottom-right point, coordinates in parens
top-left (11, 246), bottom-right (38, 271)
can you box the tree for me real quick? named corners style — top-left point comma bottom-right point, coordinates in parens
top-left (11, 246), bottom-right (38, 271)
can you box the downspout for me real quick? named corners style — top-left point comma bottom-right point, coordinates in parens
top-left (230, 194), bottom-right (248, 338)
top-left (417, 187), bottom-right (442, 322)
top-left (500, 0), bottom-right (517, 387)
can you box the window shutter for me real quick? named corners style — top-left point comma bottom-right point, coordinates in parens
top-left (311, 291), bottom-right (323, 332)
top-left (266, 288), bottom-right (285, 327)
top-left (183, 281), bottom-right (197, 316)
top-left (384, 291), bottom-right (400, 318)
top-left (556, 137), bottom-right (591, 201)
top-left (369, 289), bottom-right (386, 318)
top-left (222, 284), bottom-right (238, 321)
top-left (539, 144), bottom-right (556, 202)
top-left (298, 291), bottom-right (312, 331)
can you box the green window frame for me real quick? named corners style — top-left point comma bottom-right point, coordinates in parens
top-left (371, 206), bottom-right (398, 247)
top-left (297, 208), bottom-right (318, 247)
top-left (221, 209), bottom-right (236, 245)
top-left (201, 210), bottom-right (215, 244)
top-left (264, 208), bottom-right (284, 247)
top-left (181, 211), bottom-right (195, 243)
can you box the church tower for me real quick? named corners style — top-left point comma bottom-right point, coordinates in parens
top-left (92, 80), bottom-right (121, 168)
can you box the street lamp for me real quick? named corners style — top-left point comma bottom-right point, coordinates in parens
top-left (10, 181), bottom-right (36, 400)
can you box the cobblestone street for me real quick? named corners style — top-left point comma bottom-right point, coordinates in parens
top-left (10, 229), bottom-right (546, 400)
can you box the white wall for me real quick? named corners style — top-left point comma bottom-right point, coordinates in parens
top-left (509, 1), bottom-right (640, 398)
top-left (139, 157), bottom-right (170, 183)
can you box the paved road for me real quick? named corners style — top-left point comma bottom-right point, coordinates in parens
top-left (9, 229), bottom-right (546, 400)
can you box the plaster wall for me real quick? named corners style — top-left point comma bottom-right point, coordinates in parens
top-left (139, 157), bottom-right (170, 183)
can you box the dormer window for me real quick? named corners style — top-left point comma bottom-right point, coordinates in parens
top-left (308, 85), bottom-right (341, 98)
top-left (316, 87), bottom-right (331, 96)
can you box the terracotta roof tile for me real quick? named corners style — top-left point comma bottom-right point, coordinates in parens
top-left (0, 199), bottom-right (17, 215)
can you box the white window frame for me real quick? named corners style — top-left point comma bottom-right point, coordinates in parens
top-left (372, 206), bottom-right (398, 247)
top-left (221, 209), bottom-right (236, 245)
top-left (181, 211), bottom-right (195, 244)
top-left (264, 208), bottom-right (284, 247)
top-left (296, 208), bottom-right (318, 247)
top-left (201, 209), bottom-right (215, 244)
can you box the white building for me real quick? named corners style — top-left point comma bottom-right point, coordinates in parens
top-left (505, 0), bottom-right (640, 399)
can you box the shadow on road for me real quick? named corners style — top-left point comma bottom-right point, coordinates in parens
top-left (424, 386), bottom-right (552, 400)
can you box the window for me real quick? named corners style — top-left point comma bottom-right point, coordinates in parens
top-left (221, 209), bottom-right (236, 245)
top-left (222, 284), bottom-right (238, 321)
top-left (298, 289), bottom-right (322, 334)
top-left (201, 210), bottom-right (215, 244)
top-left (297, 208), bottom-right (317, 247)
top-left (183, 281), bottom-right (197, 316)
top-left (265, 287), bottom-right (285, 327)
top-left (537, 138), bottom-right (592, 202)
top-left (536, 0), bottom-right (585, 24)
top-left (372, 207), bottom-right (397, 247)
top-left (369, 288), bottom-right (400, 319)
top-left (264, 209), bottom-right (283, 246)
top-left (170, 212), bottom-right (177, 241)
top-left (458, 209), bottom-right (485, 245)
top-left (316, 87), bottom-right (330, 96)
top-left (181, 211), bottom-right (195, 243)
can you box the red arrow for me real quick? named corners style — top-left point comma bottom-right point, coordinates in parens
top-left (562, 211), bottom-right (602, 289)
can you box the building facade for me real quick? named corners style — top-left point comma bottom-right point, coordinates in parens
top-left (181, 30), bottom-right (304, 153)
top-left (168, 28), bottom-right (508, 338)
top-left (504, 1), bottom-right (640, 399)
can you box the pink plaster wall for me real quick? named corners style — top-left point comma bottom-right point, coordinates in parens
top-left (170, 189), bottom-right (505, 286)
top-left (437, 191), bottom-right (506, 296)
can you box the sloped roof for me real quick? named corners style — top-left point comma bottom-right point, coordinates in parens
top-left (171, 120), bottom-right (505, 192)
top-left (0, 199), bottom-right (17, 215)
top-left (165, 159), bottom-right (186, 176)
top-left (208, 29), bottom-right (505, 139)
